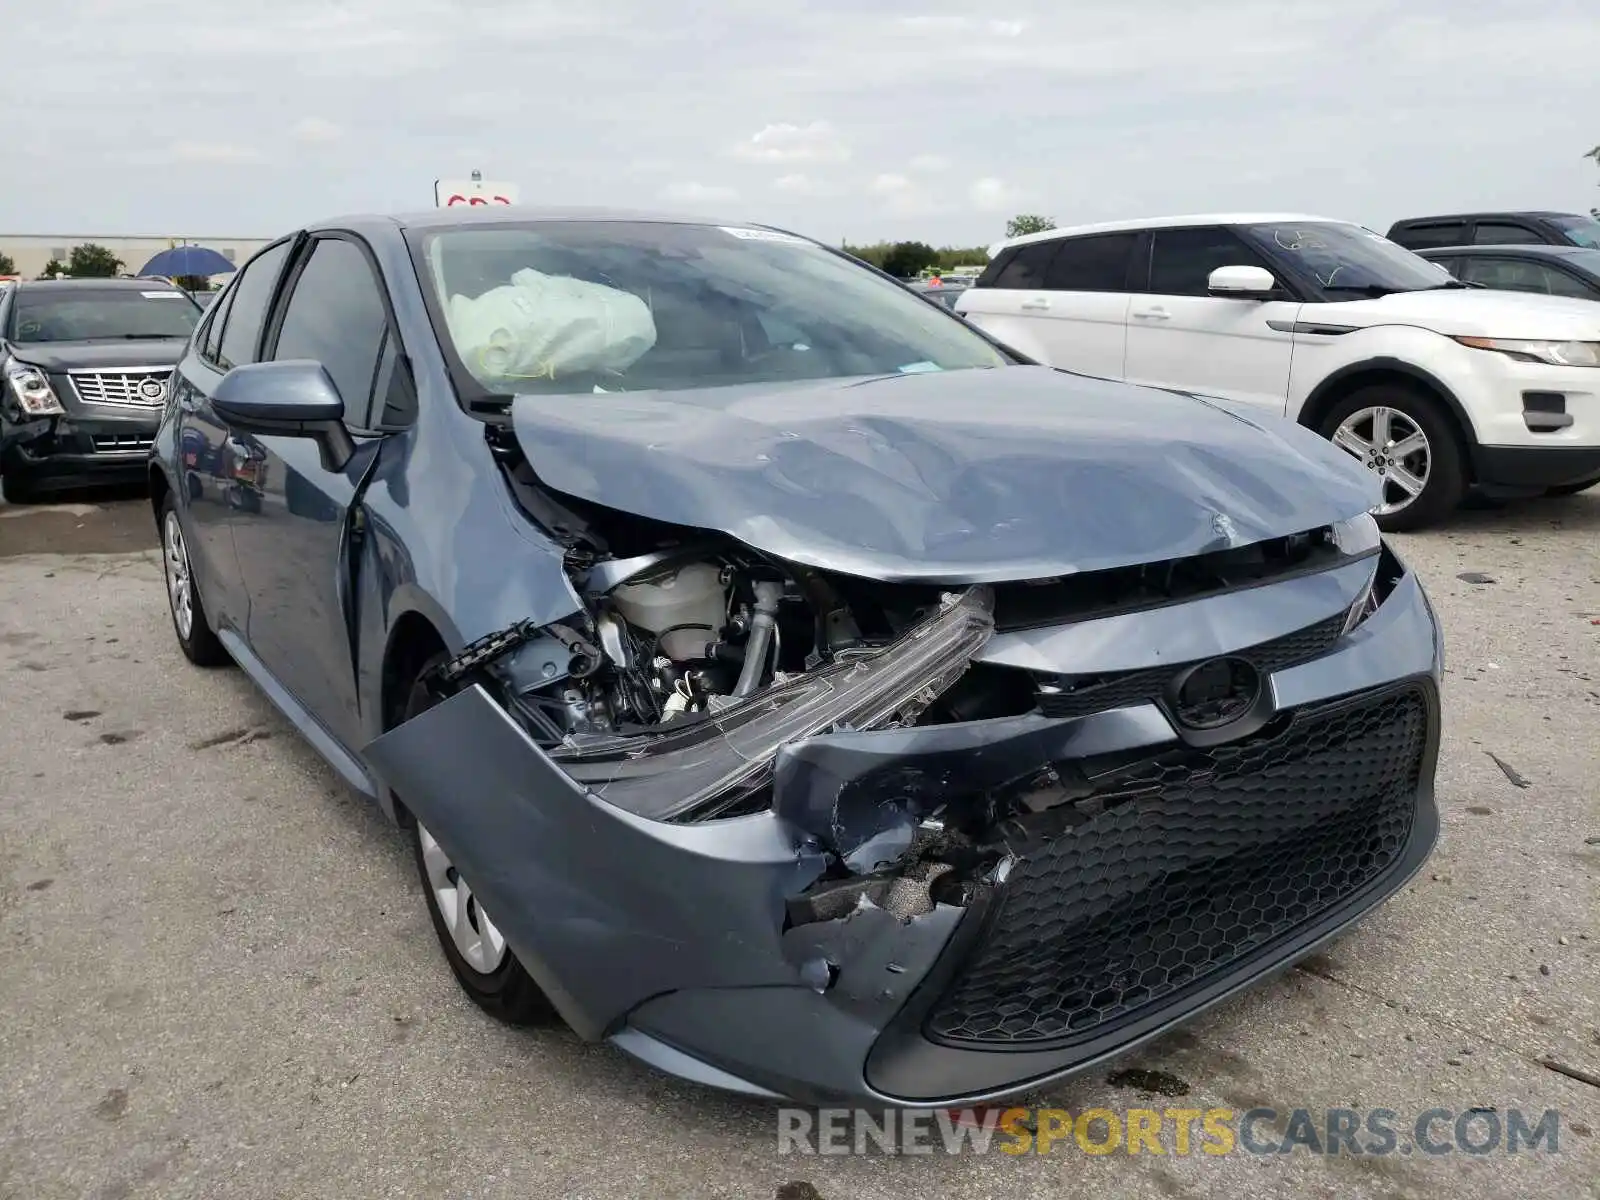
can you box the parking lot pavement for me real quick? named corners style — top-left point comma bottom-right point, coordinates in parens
top-left (0, 490), bottom-right (1596, 1200)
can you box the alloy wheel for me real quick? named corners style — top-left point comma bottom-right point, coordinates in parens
top-left (417, 821), bottom-right (508, 975)
top-left (163, 511), bottom-right (194, 640)
top-left (1331, 405), bottom-right (1431, 516)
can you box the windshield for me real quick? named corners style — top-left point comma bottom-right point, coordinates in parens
top-left (1242, 222), bottom-right (1455, 296)
top-left (1549, 215), bottom-right (1600, 249)
top-left (417, 222), bottom-right (1010, 397)
top-left (6, 288), bottom-right (201, 343)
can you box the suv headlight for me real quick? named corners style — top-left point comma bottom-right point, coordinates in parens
top-left (1453, 337), bottom-right (1600, 367)
top-left (3, 361), bottom-right (65, 416)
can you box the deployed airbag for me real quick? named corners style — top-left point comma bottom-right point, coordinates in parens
top-left (446, 268), bottom-right (657, 384)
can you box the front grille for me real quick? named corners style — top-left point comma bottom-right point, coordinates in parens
top-left (69, 368), bottom-right (171, 409)
top-left (1036, 612), bottom-right (1347, 720)
top-left (91, 433), bottom-right (155, 454)
top-left (924, 686), bottom-right (1428, 1047)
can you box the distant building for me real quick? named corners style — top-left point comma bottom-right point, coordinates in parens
top-left (0, 233), bottom-right (272, 280)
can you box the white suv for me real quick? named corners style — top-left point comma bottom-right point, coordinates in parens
top-left (955, 213), bottom-right (1600, 530)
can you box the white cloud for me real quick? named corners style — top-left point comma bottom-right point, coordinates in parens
top-left (893, 15), bottom-right (1027, 37)
top-left (969, 177), bottom-right (1028, 212)
top-left (660, 181), bottom-right (740, 203)
top-left (291, 117), bottom-right (343, 143)
top-left (868, 173), bottom-right (940, 218)
top-left (166, 141), bottom-right (265, 165)
top-left (730, 121), bottom-right (849, 164)
top-left (772, 173), bottom-right (838, 196)
top-left (908, 154), bottom-right (952, 173)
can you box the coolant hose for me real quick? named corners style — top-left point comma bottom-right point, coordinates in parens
top-left (732, 582), bottom-right (784, 697)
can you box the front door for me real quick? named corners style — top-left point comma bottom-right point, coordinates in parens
top-left (227, 233), bottom-right (411, 751)
top-left (1121, 225), bottom-right (1298, 414)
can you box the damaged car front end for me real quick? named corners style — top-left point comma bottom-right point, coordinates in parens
top-left (365, 385), bottom-right (1442, 1108)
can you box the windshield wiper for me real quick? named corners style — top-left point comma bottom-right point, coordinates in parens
top-left (112, 333), bottom-right (187, 339)
top-left (1324, 280), bottom-right (1481, 298)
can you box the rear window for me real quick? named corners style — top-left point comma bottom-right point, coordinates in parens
top-left (6, 288), bottom-right (201, 343)
top-left (1388, 222), bottom-right (1467, 250)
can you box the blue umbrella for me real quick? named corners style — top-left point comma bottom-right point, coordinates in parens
top-left (138, 245), bottom-right (237, 277)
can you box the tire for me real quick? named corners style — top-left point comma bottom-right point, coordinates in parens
top-left (159, 492), bottom-right (230, 666)
top-left (1545, 474), bottom-right (1600, 498)
top-left (1318, 384), bottom-right (1467, 533)
top-left (1, 470), bottom-right (38, 503)
top-left (401, 658), bottom-right (554, 1026)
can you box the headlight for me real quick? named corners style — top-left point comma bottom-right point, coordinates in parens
top-left (1329, 512), bottom-right (1381, 556)
top-left (3, 361), bottom-right (65, 415)
top-left (1453, 337), bottom-right (1600, 367)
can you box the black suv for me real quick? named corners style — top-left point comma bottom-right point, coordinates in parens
top-left (0, 278), bottom-right (202, 502)
top-left (1387, 211), bottom-right (1600, 251)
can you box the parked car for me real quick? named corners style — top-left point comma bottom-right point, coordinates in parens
top-left (956, 213), bottom-right (1600, 527)
top-left (1416, 243), bottom-right (1600, 302)
top-left (908, 278), bottom-right (970, 310)
top-left (0, 278), bottom-right (203, 502)
top-left (1387, 211), bottom-right (1600, 251)
top-left (152, 207), bottom-right (1442, 1108)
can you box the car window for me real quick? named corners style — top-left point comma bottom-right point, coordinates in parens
top-left (1547, 216), bottom-right (1600, 249)
top-left (1461, 257), bottom-right (1596, 298)
top-left (368, 328), bottom-right (419, 428)
top-left (418, 221), bottom-right (1010, 397)
top-left (1389, 222), bottom-right (1466, 249)
top-left (1044, 233), bottom-right (1138, 292)
top-left (198, 284), bottom-right (236, 364)
top-left (989, 242), bottom-right (1059, 289)
top-left (1243, 222), bottom-right (1453, 297)
top-left (1473, 222), bottom-right (1544, 245)
top-left (216, 241), bottom-right (292, 370)
top-left (1147, 227), bottom-right (1272, 296)
top-left (5, 287), bottom-right (200, 344)
top-left (270, 237), bottom-right (394, 429)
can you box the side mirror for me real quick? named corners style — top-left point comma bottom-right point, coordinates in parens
top-left (211, 360), bottom-right (354, 472)
top-left (1207, 264), bottom-right (1278, 300)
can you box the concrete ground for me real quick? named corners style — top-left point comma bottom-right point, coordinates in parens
top-left (0, 485), bottom-right (1596, 1200)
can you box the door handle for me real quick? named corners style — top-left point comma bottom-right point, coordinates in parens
top-left (1132, 307), bottom-right (1171, 320)
top-left (1019, 297), bottom-right (1051, 311)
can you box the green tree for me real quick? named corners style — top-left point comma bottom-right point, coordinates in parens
top-left (880, 241), bottom-right (938, 279)
top-left (1587, 145), bottom-right (1600, 217)
top-left (174, 274), bottom-right (211, 292)
top-left (66, 243), bottom-right (123, 277)
top-left (37, 259), bottom-right (66, 279)
top-left (1006, 214), bottom-right (1056, 238)
top-left (0, 251), bottom-right (15, 275)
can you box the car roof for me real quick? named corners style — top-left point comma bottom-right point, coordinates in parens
top-left (992, 212), bottom-right (1348, 253)
top-left (306, 206), bottom-right (766, 237)
top-left (1416, 243), bottom-right (1598, 260)
top-left (8, 277), bottom-right (185, 293)
top-left (1390, 211), bottom-right (1582, 226)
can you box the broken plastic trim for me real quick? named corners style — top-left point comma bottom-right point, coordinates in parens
top-left (553, 587), bottom-right (996, 822)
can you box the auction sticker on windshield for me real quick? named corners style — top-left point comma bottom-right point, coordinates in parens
top-left (719, 227), bottom-right (809, 243)
top-left (141, 291), bottom-right (186, 299)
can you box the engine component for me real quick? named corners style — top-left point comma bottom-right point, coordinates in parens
top-left (733, 580), bottom-right (784, 697)
top-left (610, 562), bottom-right (726, 661)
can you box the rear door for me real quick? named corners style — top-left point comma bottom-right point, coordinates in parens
top-left (957, 233), bottom-right (1136, 378)
top-left (170, 238), bottom-right (295, 632)
top-left (227, 232), bottom-right (416, 751)
top-left (1469, 219), bottom-right (1549, 246)
top-left (1122, 225), bottom-right (1299, 414)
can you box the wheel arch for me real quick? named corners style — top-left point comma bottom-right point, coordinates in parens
top-left (377, 609), bottom-right (451, 825)
top-left (148, 463), bottom-right (171, 530)
top-left (1299, 358), bottom-right (1480, 484)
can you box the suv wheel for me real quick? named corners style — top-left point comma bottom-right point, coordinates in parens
top-left (160, 493), bottom-right (229, 666)
top-left (1319, 385), bottom-right (1466, 532)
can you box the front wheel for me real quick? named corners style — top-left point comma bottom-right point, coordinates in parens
top-left (1319, 385), bottom-right (1467, 532)
top-left (402, 661), bottom-right (554, 1025)
top-left (160, 493), bottom-right (229, 666)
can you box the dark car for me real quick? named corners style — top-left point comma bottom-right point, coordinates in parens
top-left (1387, 211), bottom-right (1600, 251)
top-left (0, 278), bottom-right (202, 501)
top-left (149, 207), bottom-right (1442, 1107)
top-left (1415, 243), bottom-right (1600, 302)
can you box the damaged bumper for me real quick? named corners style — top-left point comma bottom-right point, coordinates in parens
top-left (363, 554), bottom-right (1442, 1107)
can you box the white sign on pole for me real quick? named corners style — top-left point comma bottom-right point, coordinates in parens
top-left (434, 178), bottom-right (520, 207)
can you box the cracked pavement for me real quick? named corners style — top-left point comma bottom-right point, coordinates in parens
top-left (0, 489), bottom-right (1596, 1199)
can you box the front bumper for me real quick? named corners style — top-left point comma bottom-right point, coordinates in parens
top-left (1, 399), bottom-right (159, 489)
top-left (364, 556), bottom-right (1443, 1107)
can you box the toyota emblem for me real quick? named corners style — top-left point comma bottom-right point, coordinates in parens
top-left (1169, 657), bottom-right (1261, 730)
top-left (138, 377), bottom-right (167, 404)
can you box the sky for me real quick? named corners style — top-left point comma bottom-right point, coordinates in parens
top-left (3, 0), bottom-right (1598, 247)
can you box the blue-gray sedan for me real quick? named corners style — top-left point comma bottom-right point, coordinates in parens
top-left (149, 206), bottom-right (1443, 1107)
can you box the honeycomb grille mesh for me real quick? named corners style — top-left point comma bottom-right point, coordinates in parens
top-left (1036, 612), bottom-right (1347, 720)
top-left (924, 686), bottom-right (1428, 1047)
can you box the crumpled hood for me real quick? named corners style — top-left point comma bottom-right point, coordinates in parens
top-left (1321, 288), bottom-right (1600, 339)
top-left (2, 338), bottom-right (188, 373)
top-left (510, 366), bottom-right (1378, 582)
